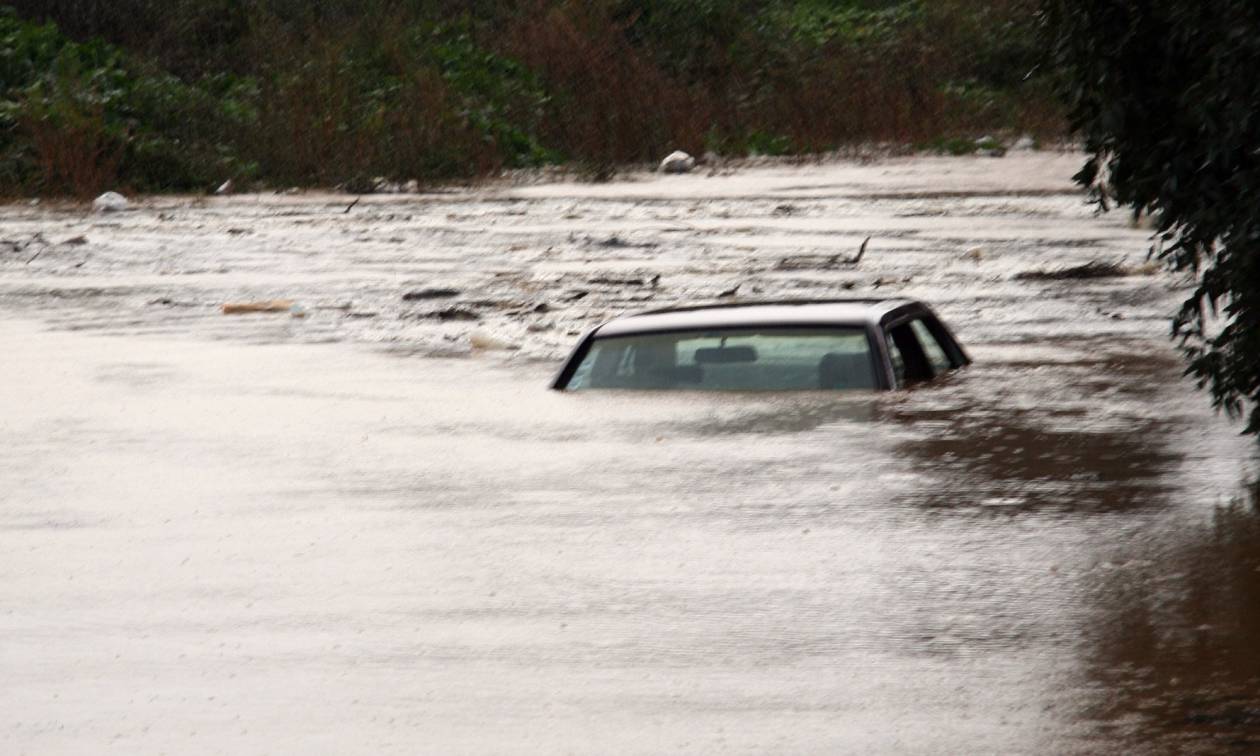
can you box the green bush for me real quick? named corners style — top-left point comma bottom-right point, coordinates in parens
top-left (0, 8), bottom-right (247, 194)
top-left (423, 23), bottom-right (557, 168)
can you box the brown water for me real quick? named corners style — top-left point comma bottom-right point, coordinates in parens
top-left (1, 153), bottom-right (1257, 754)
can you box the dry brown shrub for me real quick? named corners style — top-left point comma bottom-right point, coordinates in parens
top-left (23, 106), bottom-right (125, 197)
top-left (503, 1), bottom-right (714, 167)
top-left (240, 11), bottom-right (490, 186)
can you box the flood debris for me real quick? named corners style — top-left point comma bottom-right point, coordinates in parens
top-left (776, 255), bottom-right (835, 271)
top-left (6, 233), bottom-right (42, 256)
top-left (222, 300), bottom-right (294, 314)
top-left (576, 234), bottom-right (657, 250)
top-left (92, 191), bottom-right (129, 213)
top-left (215, 179), bottom-right (234, 195)
top-left (468, 329), bottom-right (516, 350)
top-left (402, 287), bottom-right (461, 301)
top-left (776, 236), bottom-right (870, 270)
top-left (852, 236), bottom-right (870, 265)
top-left (1015, 260), bottom-right (1132, 280)
top-left (417, 306), bottom-right (480, 322)
top-left (872, 275), bottom-right (913, 289)
top-left (62, 235), bottom-right (88, 246)
top-left (12, 232), bottom-right (50, 264)
top-left (588, 273), bottom-right (661, 288)
top-left (659, 150), bottom-right (696, 174)
top-left (596, 235), bottom-right (633, 248)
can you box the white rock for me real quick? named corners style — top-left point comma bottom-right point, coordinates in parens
top-left (403, 179), bottom-right (420, 193)
top-left (659, 150), bottom-right (695, 174)
top-left (92, 191), bottom-right (129, 213)
top-left (1011, 135), bottom-right (1036, 151)
top-left (215, 179), bottom-right (234, 195)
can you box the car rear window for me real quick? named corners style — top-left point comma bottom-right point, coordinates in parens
top-left (564, 328), bottom-right (877, 391)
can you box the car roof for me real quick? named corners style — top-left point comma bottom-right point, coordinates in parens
top-left (593, 298), bottom-right (921, 337)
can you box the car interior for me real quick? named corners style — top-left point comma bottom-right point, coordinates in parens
top-left (568, 328), bottom-right (880, 391)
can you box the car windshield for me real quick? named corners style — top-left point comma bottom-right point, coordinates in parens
top-left (564, 327), bottom-right (877, 391)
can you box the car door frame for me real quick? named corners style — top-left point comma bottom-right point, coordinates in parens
top-left (876, 304), bottom-right (970, 388)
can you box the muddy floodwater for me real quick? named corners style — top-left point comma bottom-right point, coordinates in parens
top-left (2, 153), bottom-right (1259, 754)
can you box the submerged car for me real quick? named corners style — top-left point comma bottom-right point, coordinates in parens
top-left (551, 298), bottom-right (969, 392)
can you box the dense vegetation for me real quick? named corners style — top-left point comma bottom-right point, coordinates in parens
top-left (1045, 0), bottom-right (1260, 437)
top-left (0, 0), bottom-right (1056, 195)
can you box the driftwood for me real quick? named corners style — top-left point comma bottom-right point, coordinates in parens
top-left (776, 236), bottom-right (871, 271)
top-left (222, 300), bottom-right (294, 314)
top-left (1014, 260), bottom-right (1129, 281)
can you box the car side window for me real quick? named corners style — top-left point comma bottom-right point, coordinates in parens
top-left (887, 324), bottom-right (933, 385)
top-left (910, 319), bottom-right (953, 375)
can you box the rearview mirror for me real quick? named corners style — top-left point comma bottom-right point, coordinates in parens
top-left (694, 345), bottom-right (757, 364)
